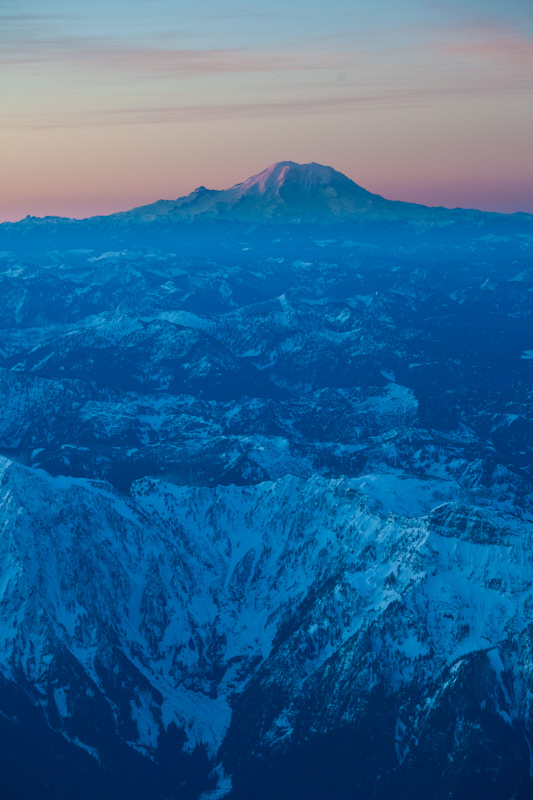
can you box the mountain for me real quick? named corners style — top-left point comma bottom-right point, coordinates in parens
top-left (111, 161), bottom-right (388, 224)
top-left (0, 163), bottom-right (532, 798)
top-left (3, 162), bottom-right (531, 237)
top-left (2, 162), bottom-right (531, 269)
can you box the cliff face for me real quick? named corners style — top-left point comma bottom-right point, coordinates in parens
top-left (2, 457), bottom-right (533, 798)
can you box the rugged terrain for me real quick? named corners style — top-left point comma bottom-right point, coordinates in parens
top-left (0, 162), bottom-right (533, 798)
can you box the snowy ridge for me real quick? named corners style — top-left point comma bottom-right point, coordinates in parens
top-left (1, 455), bottom-right (533, 768)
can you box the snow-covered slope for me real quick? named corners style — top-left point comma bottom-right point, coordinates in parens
top-left (0, 170), bottom-right (532, 798)
top-left (2, 456), bottom-right (533, 799)
top-left (116, 161), bottom-right (384, 223)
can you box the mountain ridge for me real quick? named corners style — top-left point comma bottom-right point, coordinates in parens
top-left (3, 161), bottom-right (531, 228)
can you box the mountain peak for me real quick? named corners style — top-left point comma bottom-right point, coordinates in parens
top-left (232, 160), bottom-right (369, 197)
top-left (115, 160), bottom-right (382, 224)
top-left (151, 160), bottom-right (381, 223)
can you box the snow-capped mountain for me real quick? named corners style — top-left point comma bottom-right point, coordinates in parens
top-left (113, 161), bottom-right (384, 223)
top-left (2, 162), bottom-right (531, 238)
top-left (0, 166), bottom-right (532, 798)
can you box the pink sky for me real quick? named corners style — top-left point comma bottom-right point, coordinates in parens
top-left (1, 0), bottom-right (532, 221)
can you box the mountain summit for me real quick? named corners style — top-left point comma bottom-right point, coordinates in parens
top-left (232, 160), bottom-right (371, 197)
top-left (116, 161), bottom-right (388, 224)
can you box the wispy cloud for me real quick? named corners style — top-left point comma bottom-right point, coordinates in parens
top-left (7, 72), bottom-right (531, 131)
top-left (3, 25), bottom-right (532, 94)
top-left (436, 27), bottom-right (533, 65)
top-left (1, 39), bottom-right (361, 76)
top-left (3, 5), bottom-right (532, 135)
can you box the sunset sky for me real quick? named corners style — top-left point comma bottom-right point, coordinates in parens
top-left (2, 0), bottom-right (532, 221)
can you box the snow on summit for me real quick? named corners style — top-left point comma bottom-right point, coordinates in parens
top-left (230, 161), bottom-right (367, 195)
top-left (105, 161), bottom-right (387, 224)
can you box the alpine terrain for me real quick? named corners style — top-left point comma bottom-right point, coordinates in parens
top-left (1, 161), bottom-right (533, 799)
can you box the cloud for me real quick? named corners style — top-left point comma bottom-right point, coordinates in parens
top-left (436, 28), bottom-right (533, 66)
top-left (0, 27), bottom-right (364, 78)
top-left (6, 74), bottom-right (531, 131)
top-left (3, 44), bottom-right (360, 76)
top-left (3, 4), bottom-right (531, 131)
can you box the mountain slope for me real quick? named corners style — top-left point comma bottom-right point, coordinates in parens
top-left (114, 161), bottom-right (387, 223)
top-left (2, 456), bottom-right (533, 798)
top-left (0, 163), bottom-right (532, 797)
top-left (3, 162), bottom-right (531, 235)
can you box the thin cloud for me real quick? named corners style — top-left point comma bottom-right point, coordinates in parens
top-left (1, 37), bottom-right (362, 76)
top-left (7, 75), bottom-right (532, 131)
top-left (0, 14), bottom-right (60, 21)
top-left (4, 28), bottom-right (532, 80)
top-left (437, 30), bottom-right (533, 65)
top-left (3, 8), bottom-right (532, 131)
